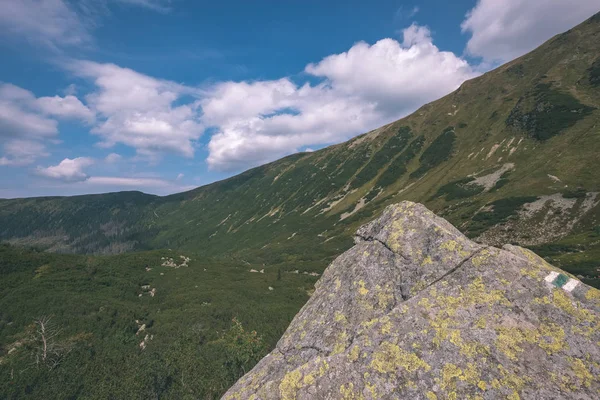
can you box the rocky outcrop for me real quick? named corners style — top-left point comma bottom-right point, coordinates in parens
top-left (223, 202), bottom-right (600, 399)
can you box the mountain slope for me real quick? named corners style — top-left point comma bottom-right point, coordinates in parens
top-left (224, 202), bottom-right (600, 399)
top-left (1, 13), bottom-right (600, 284)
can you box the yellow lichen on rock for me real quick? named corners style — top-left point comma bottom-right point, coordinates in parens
top-left (279, 370), bottom-right (302, 400)
top-left (370, 341), bottom-right (431, 374)
top-left (376, 284), bottom-right (394, 309)
top-left (471, 249), bottom-right (492, 267)
top-left (552, 289), bottom-right (596, 323)
top-left (440, 363), bottom-right (481, 392)
top-left (568, 357), bottom-right (594, 388)
top-left (585, 287), bottom-right (600, 305)
top-left (475, 317), bottom-right (487, 329)
top-left (339, 382), bottom-right (364, 399)
top-left (495, 323), bottom-right (566, 360)
top-left (379, 316), bottom-right (392, 334)
top-left (441, 240), bottom-right (459, 252)
top-left (348, 345), bottom-right (360, 362)
top-left (335, 311), bottom-right (347, 323)
top-left (388, 218), bottom-right (406, 253)
top-left (278, 357), bottom-right (331, 399)
top-left (356, 280), bottom-right (369, 296)
top-left (497, 364), bottom-right (527, 393)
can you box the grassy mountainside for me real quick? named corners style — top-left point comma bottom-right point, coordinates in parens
top-left (1, 14), bottom-right (600, 286)
top-left (0, 243), bottom-right (316, 398)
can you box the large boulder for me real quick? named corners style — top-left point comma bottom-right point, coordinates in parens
top-left (223, 201), bottom-right (600, 399)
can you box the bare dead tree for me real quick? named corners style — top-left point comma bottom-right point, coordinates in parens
top-left (31, 316), bottom-right (71, 370)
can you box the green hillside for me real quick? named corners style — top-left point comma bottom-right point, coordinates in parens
top-left (0, 243), bottom-right (316, 398)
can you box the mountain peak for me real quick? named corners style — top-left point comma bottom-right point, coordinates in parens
top-left (224, 202), bottom-right (600, 399)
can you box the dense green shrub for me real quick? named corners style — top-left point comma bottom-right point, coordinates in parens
top-left (0, 244), bottom-right (314, 399)
top-left (562, 187), bottom-right (587, 199)
top-left (467, 196), bottom-right (538, 237)
top-left (432, 177), bottom-right (484, 200)
top-left (589, 58), bottom-right (600, 86)
top-left (375, 135), bottom-right (425, 188)
top-left (490, 172), bottom-right (511, 192)
top-left (506, 83), bottom-right (595, 141)
top-left (410, 127), bottom-right (456, 178)
top-left (349, 127), bottom-right (412, 189)
top-left (528, 243), bottom-right (580, 257)
top-left (504, 63), bottom-right (525, 78)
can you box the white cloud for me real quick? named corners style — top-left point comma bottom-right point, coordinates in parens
top-left (0, 101), bottom-right (58, 140)
top-left (0, 139), bottom-right (49, 166)
top-left (0, 84), bottom-right (58, 139)
top-left (0, 0), bottom-right (91, 49)
top-left (0, 0), bottom-right (176, 50)
top-left (176, 173), bottom-right (184, 181)
top-left (104, 152), bottom-right (122, 163)
top-left (395, 5), bottom-right (420, 20)
top-left (0, 83), bottom-right (93, 134)
top-left (203, 24), bottom-right (477, 171)
top-left (462, 0), bottom-right (600, 63)
top-left (401, 23), bottom-right (431, 47)
top-left (80, 176), bottom-right (195, 195)
top-left (69, 61), bottom-right (203, 158)
top-left (30, 153), bottom-right (193, 195)
top-left (0, 83), bottom-right (93, 165)
top-left (36, 95), bottom-right (95, 123)
top-left (36, 157), bottom-right (94, 182)
top-left (0, 85), bottom-right (55, 166)
top-left (86, 176), bottom-right (168, 186)
top-left (63, 83), bottom-right (78, 96)
top-left (114, 0), bottom-right (172, 12)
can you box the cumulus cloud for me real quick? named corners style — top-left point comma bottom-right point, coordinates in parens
top-left (0, 83), bottom-right (93, 132)
top-left (462, 0), bottom-right (600, 63)
top-left (36, 95), bottom-right (95, 123)
top-left (36, 157), bottom-right (95, 182)
top-left (0, 84), bottom-right (58, 139)
top-left (0, 102), bottom-right (57, 141)
top-left (306, 24), bottom-right (475, 115)
top-left (33, 154), bottom-right (193, 195)
top-left (104, 152), bottom-right (122, 163)
top-left (203, 24), bottom-right (477, 171)
top-left (69, 61), bottom-right (203, 158)
top-left (0, 83), bottom-right (94, 166)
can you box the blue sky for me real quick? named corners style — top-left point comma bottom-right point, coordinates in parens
top-left (0, 0), bottom-right (598, 198)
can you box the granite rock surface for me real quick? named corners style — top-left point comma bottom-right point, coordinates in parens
top-left (223, 201), bottom-right (600, 400)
